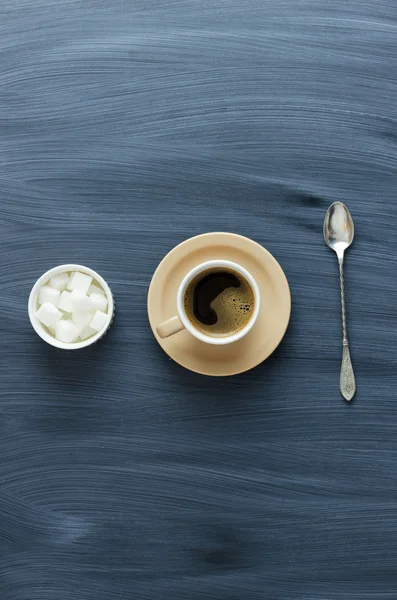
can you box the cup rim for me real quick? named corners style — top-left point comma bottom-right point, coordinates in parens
top-left (28, 264), bottom-right (114, 350)
top-left (177, 259), bottom-right (260, 345)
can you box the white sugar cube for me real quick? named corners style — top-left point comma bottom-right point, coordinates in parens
top-left (67, 271), bottom-right (92, 295)
top-left (90, 292), bottom-right (108, 313)
top-left (58, 290), bottom-right (74, 313)
top-left (67, 272), bottom-right (76, 287)
top-left (49, 272), bottom-right (69, 291)
top-left (69, 290), bottom-right (93, 313)
top-left (39, 286), bottom-right (60, 307)
top-left (88, 283), bottom-right (105, 296)
top-left (79, 326), bottom-right (96, 341)
top-left (72, 310), bottom-right (92, 331)
top-left (90, 310), bottom-right (108, 332)
top-left (55, 319), bottom-right (79, 343)
top-left (36, 303), bottom-right (62, 328)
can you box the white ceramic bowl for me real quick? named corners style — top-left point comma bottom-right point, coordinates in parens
top-left (28, 264), bottom-right (114, 350)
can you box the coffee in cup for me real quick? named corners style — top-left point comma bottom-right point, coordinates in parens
top-left (184, 268), bottom-right (255, 337)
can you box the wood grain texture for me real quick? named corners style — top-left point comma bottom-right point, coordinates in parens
top-left (1, 1), bottom-right (397, 598)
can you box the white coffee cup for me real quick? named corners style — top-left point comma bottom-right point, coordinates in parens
top-left (156, 260), bottom-right (260, 345)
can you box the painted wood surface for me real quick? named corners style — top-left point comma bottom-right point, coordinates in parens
top-left (1, 1), bottom-right (396, 598)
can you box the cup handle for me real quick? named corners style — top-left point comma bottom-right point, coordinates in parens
top-left (156, 316), bottom-right (185, 339)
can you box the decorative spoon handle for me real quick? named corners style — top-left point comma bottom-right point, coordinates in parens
top-left (338, 258), bottom-right (356, 401)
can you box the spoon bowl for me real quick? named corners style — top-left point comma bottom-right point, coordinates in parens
top-left (324, 202), bottom-right (354, 259)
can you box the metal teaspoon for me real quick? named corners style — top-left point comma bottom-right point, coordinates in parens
top-left (323, 202), bottom-right (356, 401)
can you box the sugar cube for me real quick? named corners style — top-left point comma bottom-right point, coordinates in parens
top-left (88, 283), bottom-right (105, 296)
top-left (36, 303), bottom-right (62, 328)
top-left (49, 272), bottom-right (69, 291)
top-left (79, 326), bottom-right (96, 341)
top-left (67, 271), bottom-right (92, 295)
top-left (90, 293), bottom-right (108, 313)
top-left (69, 290), bottom-right (93, 313)
top-left (90, 310), bottom-right (108, 332)
top-left (58, 290), bottom-right (74, 313)
top-left (55, 319), bottom-right (80, 343)
top-left (39, 286), bottom-right (60, 307)
top-left (72, 310), bottom-right (92, 331)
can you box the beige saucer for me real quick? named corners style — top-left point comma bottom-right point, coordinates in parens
top-left (147, 233), bottom-right (291, 376)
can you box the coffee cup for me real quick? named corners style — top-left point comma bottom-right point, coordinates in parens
top-left (156, 260), bottom-right (260, 345)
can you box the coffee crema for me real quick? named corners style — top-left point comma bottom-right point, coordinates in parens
top-left (184, 268), bottom-right (255, 336)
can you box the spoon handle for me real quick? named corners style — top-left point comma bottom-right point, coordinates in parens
top-left (338, 258), bottom-right (356, 401)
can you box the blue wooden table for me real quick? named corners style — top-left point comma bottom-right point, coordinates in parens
top-left (1, 1), bottom-right (396, 598)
